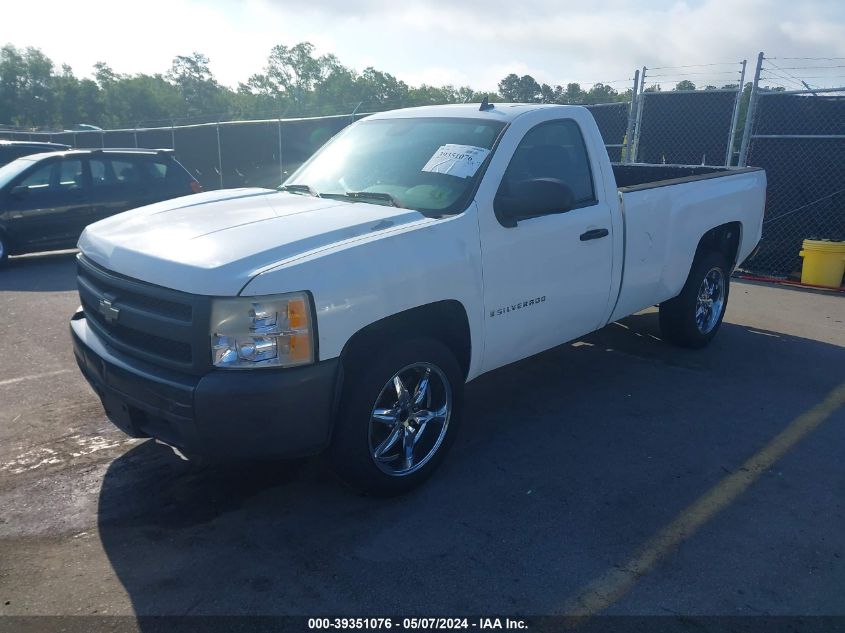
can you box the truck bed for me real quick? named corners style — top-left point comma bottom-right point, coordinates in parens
top-left (608, 164), bottom-right (766, 324)
top-left (612, 163), bottom-right (761, 191)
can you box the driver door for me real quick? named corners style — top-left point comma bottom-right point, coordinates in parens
top-left (479, 118), bottom-right (615, 373)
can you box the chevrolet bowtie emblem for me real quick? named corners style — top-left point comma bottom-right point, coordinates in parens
top-left (98, 298), bottom-right (120, 323)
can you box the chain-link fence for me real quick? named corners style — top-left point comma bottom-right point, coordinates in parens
top-left (585, 101), bottom-right (632, 162)
top-left (1, 104), bottom-right (640, 187)
top-left (0, 114), bottom-right (361, 191)
top-left (631, 62), bottom-right (746, 167)
top-left (738, 54), bottom-right (845, 277)
top-left (3, 56), bottom-right (843, 281)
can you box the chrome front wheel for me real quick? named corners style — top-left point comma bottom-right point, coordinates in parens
top-left (368, 362), bottom-right (452, 476)
top-left (330, 338), bottom-right (463, 494)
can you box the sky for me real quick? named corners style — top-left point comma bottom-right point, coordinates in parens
top-left (3, 0), bottom-right (845, 92)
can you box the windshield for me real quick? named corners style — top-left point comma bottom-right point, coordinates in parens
top-left (285, 117), bottom-right (506, 215)
top-left (0, 157), bottom-right (37, 189)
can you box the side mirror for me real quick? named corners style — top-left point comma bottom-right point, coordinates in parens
top-left (10, 185), bottom-right (28, 199)
top-left (494, 178), bottom-right (575, 228)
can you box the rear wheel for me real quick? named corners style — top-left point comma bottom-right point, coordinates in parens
top-left (659, 250), bottom-right (730, 348)
top-left (329, 338), bottom-right (463, 495)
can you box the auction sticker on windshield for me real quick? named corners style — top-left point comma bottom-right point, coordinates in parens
top-left (422, 144), bottom-right (491, 179)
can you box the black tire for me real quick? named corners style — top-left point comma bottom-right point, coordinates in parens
top-left (0, 233), bottom-right (8, 268)
top-left (329, 338), bottom-right (463, 495)
top-left (659, 250), bottom-right (730, 349)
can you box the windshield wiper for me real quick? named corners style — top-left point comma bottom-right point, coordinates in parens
top-left (343, 191), bottom-right (403, 208)
top-left (278, 184), bottom-right (320, 197)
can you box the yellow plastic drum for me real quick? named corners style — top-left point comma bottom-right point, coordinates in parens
top-left (799, 239), bottom-right (845, 287)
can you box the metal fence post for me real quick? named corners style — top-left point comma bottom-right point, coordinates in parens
top-left (631, 66), bottom-right (647, 163)
top-left (725, 59), bottom-right (747, 167)
top-left (623, 69), bottom-right (640, 164)
top-left (216, 121), bottom-right (223, 190)
top-left (738, 52), bottom-right (764, 167)
top-left (278, 117), bottom-right (284, 185)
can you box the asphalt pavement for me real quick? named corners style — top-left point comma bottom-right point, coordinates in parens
top-left (0, 250), bottom-right (843, 625)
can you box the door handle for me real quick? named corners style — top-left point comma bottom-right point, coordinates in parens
top-left (580, 228), bottom-right (609, 241)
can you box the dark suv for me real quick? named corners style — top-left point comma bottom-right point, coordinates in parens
top-left (0, 140), bottom-right (70, 166)
top-left (0, 148), bottom-right (201, 266)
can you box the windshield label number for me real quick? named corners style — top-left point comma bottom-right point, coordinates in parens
top-left (422, 144), bottom-right (491, 179)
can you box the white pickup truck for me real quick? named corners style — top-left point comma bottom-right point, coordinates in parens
top-left (71, 103), bottom-right (766, 493)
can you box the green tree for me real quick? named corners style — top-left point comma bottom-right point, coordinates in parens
top-left (355, 67), bottom-right (409, 108)
top-left (585, 82), bottom-right (618, 103)
top-left (539, 83), bottom-right (561, 103)
top-left (674, 80), bottom-right (697, 91)
top-left (52, 64), bottom-right (101, 127)
top-left (498, 73), bottom-right (542, 102)
top-left (244, 42), bottom-right (338, 113)
top-left (167, 53), bottom-right (232, 119)
top-left (0, 45), bottom-right (26, 125)
top-left (0, 45), bottom-right (56, 127)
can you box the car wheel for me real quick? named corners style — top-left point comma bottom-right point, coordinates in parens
top-left (659, 250), bottom-right (730, 349)
top-left (0, 233), bottom-right (8, 268)
top-left (329, 338), bottom-right (463, 495)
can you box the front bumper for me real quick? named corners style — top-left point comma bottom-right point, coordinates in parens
top-left (71, 312), bottom-right (340, 459)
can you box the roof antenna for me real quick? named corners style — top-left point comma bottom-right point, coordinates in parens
top-left (479, 95), bottom-right (494, 111)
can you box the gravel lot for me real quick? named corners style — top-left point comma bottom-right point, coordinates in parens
top-left (0, 250), bottom-right (843, 624)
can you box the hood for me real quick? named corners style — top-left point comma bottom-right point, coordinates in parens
top-left (78, 188), bottom-right (428, 295)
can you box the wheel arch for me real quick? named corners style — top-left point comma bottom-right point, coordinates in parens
top-left (695, 221), bottom-right (742, 269)
top-left (339, 300), bottom-right (473, 382)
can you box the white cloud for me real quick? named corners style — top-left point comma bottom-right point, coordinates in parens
top-left (400, 67), bottom-right (472, 88)
top-left (2, 0), bottom-right (844, 92)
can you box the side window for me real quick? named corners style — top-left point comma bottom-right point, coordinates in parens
top-left (500, 119), bottom-right (596, 207)
top-left (57, 159), bottom-right (83, 189)
top-left (111, 159), bottom-right (142, 186)
top-left (90, 157), bottom-right (143, 190)
top-left (90, 158), bottom-right (112, 188)
top-left (143, 159), bottom-right (168, 181)
top-left (18, 163), bottom-right (55, 190)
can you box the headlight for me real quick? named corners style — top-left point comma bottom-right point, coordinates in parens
top-left (210, 292), bottom-right (314, 369)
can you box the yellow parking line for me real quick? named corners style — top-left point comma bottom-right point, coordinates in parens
top-left (563, 381), bottom-right (845, 619)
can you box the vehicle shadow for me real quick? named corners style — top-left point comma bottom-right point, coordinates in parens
top-left (97, 312), bottom-right (845, 619)
top-left (0, 250), bottom-right (78, 292)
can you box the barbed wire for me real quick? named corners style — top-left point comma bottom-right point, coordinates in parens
top-left (767, 56), bottom-right (845, 61)
top-left (765, 59), bottom-right (814, 86)
top-left (774, 64), bottom-right (845, 70)
top-left (645, 71), bottom-right (743, 78)
top-left (646, 61), bottom-right (743, 70)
